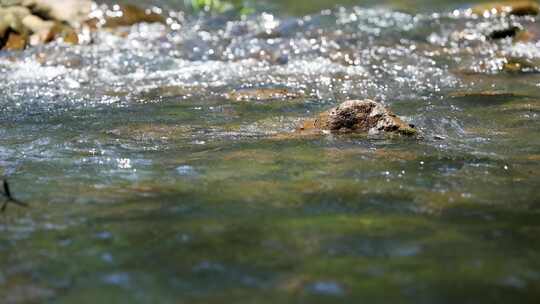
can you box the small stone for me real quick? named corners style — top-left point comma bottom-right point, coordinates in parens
top-left (60, 25), bottom-right (79, 44)
top-left (514, 30), bottom-right (535, 43)
top-left (488, 25), bottom-right (521, 40)
top-left (433, 135), bottom-right (446, 140)
top-left (298, 99), bottom-right (417, 136)
top-left (3, 31), bottom-right (26, 50)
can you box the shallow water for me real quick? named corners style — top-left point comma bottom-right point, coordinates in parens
top-left (1, 0), bottom-right (540, 303)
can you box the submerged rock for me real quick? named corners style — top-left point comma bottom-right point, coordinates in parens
top-left (102, 4), bottom-right (165, 28)
top-left (472, 1), bottom-right (540, 16)
top-left (450, 90), bottom-right (522, 98)
top-left (225, 87), bottom-right (302, 102)
top-left (298, 99), bottom-right (416, 136)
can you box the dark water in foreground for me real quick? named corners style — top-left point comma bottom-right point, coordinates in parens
top-left (1, 0), bottom-right (540, 303)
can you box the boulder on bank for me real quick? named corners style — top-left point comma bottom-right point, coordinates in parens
top-left (1, 1), bottom-right (166, 51)
top-left (0, 6), bottom-right (30, 49)
top-left (26, 0), bottom-right (93, 25)
top-left (298, 99), bottom-right (417, 136)
top-left (0, 0), bottom-right (88, 49)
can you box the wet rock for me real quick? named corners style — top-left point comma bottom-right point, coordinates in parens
top-left (27, 0), bottom-right (93, 25)
top-left (298, 99), bottom-right (416, 136)
top-left (22, 13), bottom-right (53, 33)
top-left (472, 1), bottom-right (540, 16)
top-left (23, 14), bottom-right (55, 44)
top-left (27, 21), bottom-right (79, 45)
top-left (3, 31), bottom-right (26, 50)
top-left (225, 87), bottom-right (302, 101)
top-left (514, 30), bottom-right (536, 43)
top-left (0, 1), bottom-right (166, 50)
top-left (0, 6), bottom-right (31, 38)
top-left (49, 22), bottom-right (79, 44)
top-left (0, 4), bottom-right (81, 48)
top-left (503, 56), bottom-right (540, 72)
top-left (102, 4), bottom-right (165, 28)
top-left (488, 25), bottom-right (521, 40)
top-left (61, 26), bottom-right (78, 44)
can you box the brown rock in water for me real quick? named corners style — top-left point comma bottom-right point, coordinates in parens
top-left (54, 23), bottom-right (79, 44)
top-left (62, 29), bottom-right (78, 44)
top-left (3, 31), bottom-right (26, 50)
top-left (472, 1), bottom-right (540, 16)
top-left (298, 99), bottom-right (416, 136)
top-left (514, 30), bottom-right (535, 42)
top-left (103, 4), bottom-right (165, 28)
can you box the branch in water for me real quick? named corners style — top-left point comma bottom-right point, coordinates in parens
top-left (1, 180), bottom-right (28, 212)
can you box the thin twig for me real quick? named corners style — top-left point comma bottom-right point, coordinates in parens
top-left (1, 180), bottom-right (28, 212)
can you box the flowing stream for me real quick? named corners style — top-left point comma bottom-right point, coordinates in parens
top-left (1, 0), bottom-right (540, 303)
